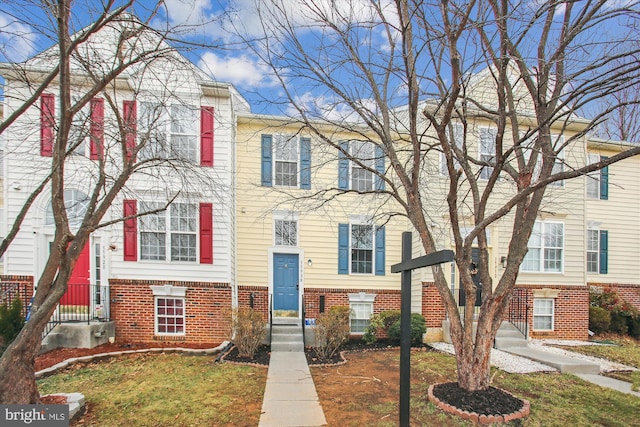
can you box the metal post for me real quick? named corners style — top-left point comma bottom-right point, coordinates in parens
top-left (399, 231), bottom-right (412, 427)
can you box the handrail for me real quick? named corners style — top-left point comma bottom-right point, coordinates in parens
top-left (301, 293), bottom-right (305, 347)
top-left (269, 293), bottom-right (273, 346)
top-left (508, 288), bottom-right (529, 339)
top-left (42, 283), bottom-right (111, 340)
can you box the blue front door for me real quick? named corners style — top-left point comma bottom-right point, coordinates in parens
top-left (273, 254), bottom-right (299, 311)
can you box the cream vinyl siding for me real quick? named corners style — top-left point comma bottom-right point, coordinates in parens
top-left (415, 118), bottom-right (589, 288)
top-left (236, 119), bottom-right (407, 291)
top-left (586, 146), bottom-right (640, 284)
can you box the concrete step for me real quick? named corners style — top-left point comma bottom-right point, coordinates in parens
top-left (494, 336), bottom-right (528, 349)
top-left (503, 346), bottom-right (600, 374)
top-left (494, 322), bottom-right (527, 350)
top-left (270, 323), bottom-right (305, 352)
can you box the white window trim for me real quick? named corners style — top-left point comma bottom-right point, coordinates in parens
top-left (586, 153), bottom-right (600, 199)
top-left (348, 293), bottom-right (376, 334)
top-left (549, 135), bottom-right (565, 187)
top-left (532, 298), bottom-right (555, 331)
top-left (349, 216), bottom-right (375, 275)
top-left (521, 221), bottom-right (565, 273)
top-left (151, 284), bottom-right (187, 336)
top-left (139, 102), bottom-right (199, 163)
top-left (273, 211), bottom-right (300, 247)
top-left (349, 141), bottom-right (375, 191)
top-left (586, 228), bottom-right (600, 274)
top-left (272, 134), bottom-right (300, 187)
top-left (138, 201), bottom-right (199, 264)
top-left (479, 126), bottom-right (496, 180)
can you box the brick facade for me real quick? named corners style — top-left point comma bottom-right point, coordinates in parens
top-left (589, 283), bottom-right (640, 312)
top-left (0, 275), bottom-right (34, 317)
top-left (302, 287), bottom-right (401, 319)
top-left (420, 282), bottom-right (589, 340)
top-left (109, 279), bottom-right (232, 344)
top-left (238, 285), bottom-right (269, 320)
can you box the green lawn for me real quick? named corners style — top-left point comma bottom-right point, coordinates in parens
top-left (555, 337), bottom-right (640, 392)
top-left (38, 353), bottom-right (267, 427)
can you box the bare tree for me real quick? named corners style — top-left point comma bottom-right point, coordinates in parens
top-left (234, 0), bottom-right (640, 392)
top-left (0, 0), bottom-right (226, 403)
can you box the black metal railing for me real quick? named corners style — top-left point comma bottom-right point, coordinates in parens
top-left (268, 293), bottom-right (273, 346)
top-left (43, 283), bottom-right (111, 339)
top-left (448, 287), bottom-right (481, 320)
top-left (508, 288), bottom-right (529, 338)
top-left (301, 293), bottom-right (305, 347)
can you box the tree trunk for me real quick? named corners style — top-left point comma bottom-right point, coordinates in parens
top-left (0, 315), bottom-right (48, 403)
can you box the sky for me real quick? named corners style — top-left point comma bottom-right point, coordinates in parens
top-left (0, 0), bottom-right (638, 123)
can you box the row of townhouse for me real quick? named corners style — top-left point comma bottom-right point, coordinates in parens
top-left (0, 19), bottom-right (638, 347)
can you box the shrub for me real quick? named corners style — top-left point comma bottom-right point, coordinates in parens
top-left (590, 287), bottom-right (640, 338)
top-left (0, 298), bottom-right (25, 355)
top-left (313, 306), bottom-right (350, 360)
top-left (232, 307), bottom-right (265, 358)
top-left (362, 310), bottom-right (401, 344)
top-left (387, 312), bottom-right (427, 345)
top-left (589, 306), bottom-right (611, 334)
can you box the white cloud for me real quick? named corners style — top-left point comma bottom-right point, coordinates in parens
top-left (198, 51), bottom-right (279, 88)
top-left (286, 91), bottom-right (375, 123)
top-left (0, 12), bottom-right (38, 61)
top-left (163, 0), bottom-right (214, 26)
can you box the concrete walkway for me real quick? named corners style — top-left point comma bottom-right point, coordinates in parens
top-left (258, 351), bottom-right (327, 427)
top-left (501, 345), bottom-right (640, 397)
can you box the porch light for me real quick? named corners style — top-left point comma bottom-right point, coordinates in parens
top-left (501, 256), bottom-right (508, 268)
top-left (307, 259), bottom-right (312, 266)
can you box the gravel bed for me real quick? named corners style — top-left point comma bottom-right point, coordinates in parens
top-left (429, 340), bottom-right (638, 374)
top-left (529, 340), bottom-right (638, 373)
top-left (428, 342), bottom-right (555, 374)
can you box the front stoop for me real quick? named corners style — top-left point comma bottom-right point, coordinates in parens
top-left (494, 322), bottom-right (528, 350)
top-left (270, 320), bottom-right (304, 352)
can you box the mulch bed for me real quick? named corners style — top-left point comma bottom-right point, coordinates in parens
top-left (222, 339), bottom-right (430, 366)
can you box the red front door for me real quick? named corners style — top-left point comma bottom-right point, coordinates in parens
top-left (61, 243), bottom-right (90, 306)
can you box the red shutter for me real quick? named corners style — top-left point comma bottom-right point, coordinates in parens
top-left (123, 200), bottom-right (137, 261)
top-left (200, 106), bottom-right (214, 167)
top-left (40, 93), bottom-right (55, 157)
top-left (90, 98), bottom-right (104, 160)
top-left (123, 100), bottom-right (137, 161)
top-left (199, 202), bottom-right (213, 264)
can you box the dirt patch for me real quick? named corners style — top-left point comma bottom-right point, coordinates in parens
top-left (41, 394), bottom-right (68, 405)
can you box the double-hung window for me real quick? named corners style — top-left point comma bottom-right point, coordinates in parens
top-left (350, 302), bottom-right (373, 333)
top-left (479, 127), bottom-right (496, 180)
top-left (586, 228), bottom-right (608, 274)
top-left (274, 134), bottom-right (299, 187)
top-left (338, 221), bottom-right (385, 276)
top-left (261, 134), bottom-right (311, 189)
top-left (549, 136), bottom-right (565, 187)
top-left (350, 141), bottom-right (375, 192)
top-left (533, 299), bottom-right (554, 331)
top-left (138, 103), bottom-right (200, 163)
top-left (586, 154), bottom-right (609, 200)
top-left (170, 104), bottom-right (198, 162)
top-left (521, 222), bottom-right (564, 273)
top-left (351, 224), bottom-right (374, 274)
top-left (338, 141), bottom-right (385, 191)
top-left (138, 202), bottom-right (197, 262)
